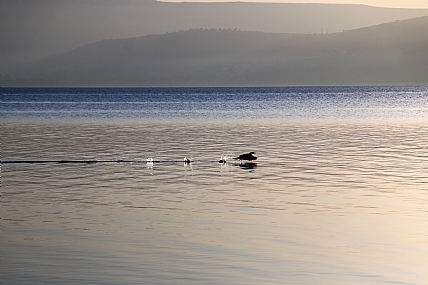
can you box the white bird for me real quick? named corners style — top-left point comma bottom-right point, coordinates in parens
top-left (218, 154), bottom-right (227, 164)
top-left (183, 157), bottom-right (191, 164)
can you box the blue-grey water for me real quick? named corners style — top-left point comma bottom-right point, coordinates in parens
top-left (2, 86), bottom-right (428, 284)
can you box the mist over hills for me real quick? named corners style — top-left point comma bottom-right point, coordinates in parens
top-left (3, 0), bottom-right (428, 67)
top-left (3, 16), bottom-right (428, 86)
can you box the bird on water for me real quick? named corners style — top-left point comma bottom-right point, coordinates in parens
top-left (234, 152), bottom-right (257, 161)
top-left (218, 154), bottom-right (227, 164)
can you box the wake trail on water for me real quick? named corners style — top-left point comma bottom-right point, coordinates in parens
top-left (0, 159), bottom-right (243, 164)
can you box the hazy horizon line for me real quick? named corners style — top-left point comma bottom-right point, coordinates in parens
top-left (158, 0), bottom-right (428, 9)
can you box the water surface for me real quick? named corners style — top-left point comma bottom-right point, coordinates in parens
top-left (2, 86), bottom-right (428, 284)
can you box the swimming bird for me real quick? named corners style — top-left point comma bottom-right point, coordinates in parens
top-left (218, 154), bottom-right (227, 164)
top-left (183, 157), bottom-right (191, 164)
top-left (146, 158), bottom-right (154, 164)
top-left (234, 152), bottom-right (257, 161)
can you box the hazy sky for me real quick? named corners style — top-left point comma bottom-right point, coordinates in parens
top-left (161, 0), bottom-right (428, 9)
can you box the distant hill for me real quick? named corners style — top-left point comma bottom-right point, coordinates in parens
top-left (3, 0), bottom-right (428, 67)
top-left (3, 16), bottom-right (428, 86)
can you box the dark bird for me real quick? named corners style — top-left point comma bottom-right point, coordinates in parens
top-left (234, 152), bottom-right (257, 161)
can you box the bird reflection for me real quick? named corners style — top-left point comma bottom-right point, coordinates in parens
top-left (235, 162), bottom-right (257, 170)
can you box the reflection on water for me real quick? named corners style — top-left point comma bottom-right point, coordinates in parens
top-left (2, 118), bottom-right (428, 285)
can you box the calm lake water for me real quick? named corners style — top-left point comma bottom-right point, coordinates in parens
top-left (2, 86), bottom-right (428, 284)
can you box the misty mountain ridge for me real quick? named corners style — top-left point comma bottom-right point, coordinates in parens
top-left (3, 0), bottom-right (428, 67)
top-left (3, 16), bottom-right (428, 86)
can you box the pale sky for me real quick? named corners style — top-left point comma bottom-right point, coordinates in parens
top-left (161, 0), bottom-right (428, 9)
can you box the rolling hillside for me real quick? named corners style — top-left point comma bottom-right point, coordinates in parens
top-left (3, 0), bottom-right (428, 67)
top-left (3, 16), bottom-right (428, 86)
